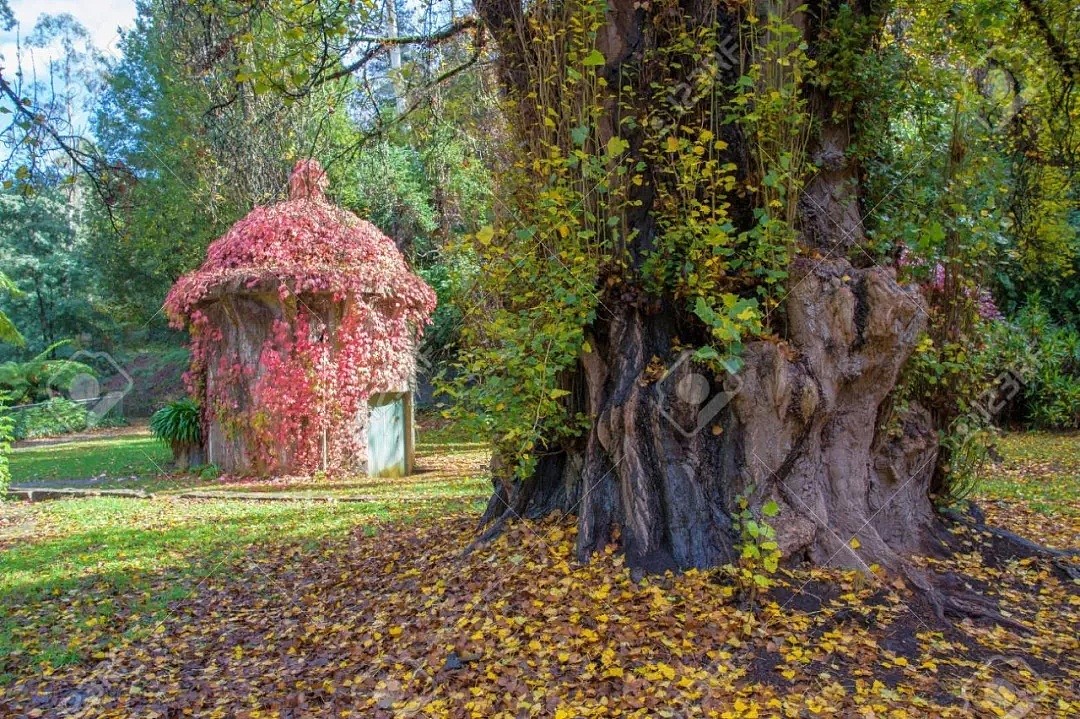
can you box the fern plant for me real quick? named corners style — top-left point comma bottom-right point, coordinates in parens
top-left (0, 340), bottom-right (92, 404)
top-left (150, 398), bottom-right (204, 469)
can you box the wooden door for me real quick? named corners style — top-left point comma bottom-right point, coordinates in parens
top-left (368, 393), bottom-right (405, 477)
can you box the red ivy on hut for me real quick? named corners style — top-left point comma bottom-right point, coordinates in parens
top-left (165, 160), bottom-right (436, 474)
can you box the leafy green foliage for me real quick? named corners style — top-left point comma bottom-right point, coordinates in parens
top-left (0, 410), bottom-right (11, 496)
top-left (988, 300), bottom-right (1080, 430)
top-left (728, 493), bottom-right (782, 608)
top-left (0, 341), bottom-right (91, 405)
top-left (149, 398), bottom-right (202, 451)
top-left (0, 272), bottom-right (24, 350)
top-left (8, 398), bottom-right (89, 441)
top-left (0, 192), bottom-right (109, 353)
top-left (0, 267), bottom-right (19, 495)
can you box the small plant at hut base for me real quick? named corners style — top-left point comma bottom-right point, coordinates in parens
top-left (150, 398), bottom-right (204, 470)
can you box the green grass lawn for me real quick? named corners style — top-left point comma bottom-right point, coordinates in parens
top-left (7, 415), bottom-right (491, 496)
top-left (8, 435), bottom-right (172, 488)
top-left (979, 432), bottom-right (1080, 516)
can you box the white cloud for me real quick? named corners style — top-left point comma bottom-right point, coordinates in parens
top-left (0, 1), bottom-right (136, 136)
top-left (0, 0), bottom-right (136, 69)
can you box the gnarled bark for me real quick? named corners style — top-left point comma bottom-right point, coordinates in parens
top-left (481, 257), bottom-right (941, 577)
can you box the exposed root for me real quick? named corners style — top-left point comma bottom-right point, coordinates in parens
top-left (476, 479), bottom-right (511, 532)
top-left (930, 587), bottom-right (1032, 633)
top-left (943, 507), bottom-right (1080, 581)
top-left (463, 509), bottom-right (512, 556)
top-left (901, 560), bottom-right (1033, 634)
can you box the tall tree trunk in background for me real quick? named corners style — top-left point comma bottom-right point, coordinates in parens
top-left (472, 0), bottom-right (985, 609)
top-left (386, 0), bottom-right (406, 115)
top-left (34, 283), bottom-right (53, 348)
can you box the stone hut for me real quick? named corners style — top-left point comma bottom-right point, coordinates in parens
top-left (165, 160), bottom-right (436, 476)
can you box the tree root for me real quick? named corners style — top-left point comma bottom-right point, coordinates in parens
top-left (463, 508), bottom-right (512, 556)
top-left (902, 564), bottom-right (1033, 634)
top-left (928, 585), bottom-right (1032, 634)
top-left (943, 507), bottom-right (1080, 582)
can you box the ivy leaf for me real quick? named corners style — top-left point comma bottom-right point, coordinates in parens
top-left (606, 136), bottom-right (629, 158)
top-left (582, 49), bottom-right (606, 67)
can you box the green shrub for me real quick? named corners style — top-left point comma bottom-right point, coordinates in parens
top-left (150, 398), bottom-right (202, 446)
top-left (196, 463), bottom-right (221, 481)
top-left (151, 398), bottom-right (203, 469)
top-left (988, 300), bottom-right (1080, 430)
top-left (10, 398), bottom-right (90, 440)
top-left (0, 340), bottom-right (94, 405)
top-left (0, 410), bottom-right (13, 495)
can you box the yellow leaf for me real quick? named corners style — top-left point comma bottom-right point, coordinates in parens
top-left (389, 626), bottom-right (403, 637)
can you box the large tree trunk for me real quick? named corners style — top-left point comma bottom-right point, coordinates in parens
top-left (471, 0), bottom-right (1011, 600)
top-left (480, 255), bottom-right (937, 574)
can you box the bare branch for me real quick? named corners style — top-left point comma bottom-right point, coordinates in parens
top-left (321, 15), bottom-right (480, 85)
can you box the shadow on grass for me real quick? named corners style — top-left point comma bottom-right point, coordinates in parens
top-left (0, 495), bottom-right (483, 682)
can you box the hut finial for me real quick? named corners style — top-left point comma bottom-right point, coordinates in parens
top-left (289, 159), bottom-right (328, 201)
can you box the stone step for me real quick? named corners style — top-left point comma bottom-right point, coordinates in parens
top-left (5, 487), bottom-right (152, 502)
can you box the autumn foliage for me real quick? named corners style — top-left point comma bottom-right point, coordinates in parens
top-left (165, 160), bottom-right (436, 473)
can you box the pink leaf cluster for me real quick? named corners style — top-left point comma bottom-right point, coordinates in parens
top-left (165, 160), bottom-right (436, 475)
top-left (897, 249), bottom-right (1003, 321)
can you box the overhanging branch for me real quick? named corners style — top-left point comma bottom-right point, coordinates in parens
top-left (0, 71), bottom-right (129, 231)
top-left (322, 15), bottom-right (481, 84)
top-left (1019, 0), bottom-right (1080, 82)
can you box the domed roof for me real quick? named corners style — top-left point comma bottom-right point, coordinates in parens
top-left (165, 160), bottom-right (435, 324)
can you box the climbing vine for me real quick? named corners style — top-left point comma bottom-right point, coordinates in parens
top-left (446, 0), bottom-right (816, 478)
top-left (166, 161), bottom-right (436, 475)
